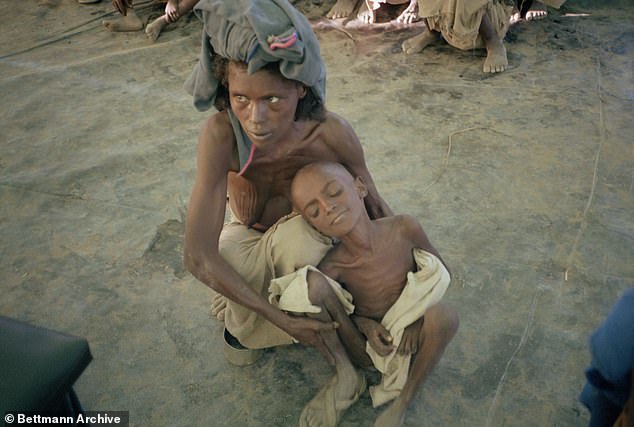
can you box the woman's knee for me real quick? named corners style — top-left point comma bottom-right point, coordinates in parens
top-left (426, 303), bottom-right (460, 337)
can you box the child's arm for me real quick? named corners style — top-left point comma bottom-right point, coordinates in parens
top-left (352, 315), bottom-right (394, 356)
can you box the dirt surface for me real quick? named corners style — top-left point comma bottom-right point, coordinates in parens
top-left (1, 0), bottom-right (633, 426)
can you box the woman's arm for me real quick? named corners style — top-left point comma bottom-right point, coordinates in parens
top-left (324, 112), bottom-right (393, 219)
top-left (184, 113), bottom-right (336, 352)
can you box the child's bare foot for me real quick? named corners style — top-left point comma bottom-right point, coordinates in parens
top-left (483, 39), bottom-right (508, 73)
top-left (300, 369), bottom-right (366, 427)
top-left (374, 397), bottom-right (407, 427)
top-left (103, 10), bottom-right (143, 32)
top-left (395, 0), bottom-right (417, 24)
top-left (402, 29), bottom-right (438, 54)
top-left (357, 1), bottom-right (376, 24)
top-left (327, 0), bottom-right (359, 19)
top-left (145, 15), bottom-right (168, 41)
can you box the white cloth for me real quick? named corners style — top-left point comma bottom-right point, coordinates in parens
top-left (269, 265), bottom-right (355, 315)
top-left (268, 249), bottom-right (450, 407)
top-left (367, 249), bottom-right (451, 407)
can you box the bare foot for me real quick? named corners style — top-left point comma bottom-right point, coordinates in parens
top-left (374, 397), bottom-right (407, 427)
top-left (103, 10), bottom-right (143, 32)
top-left (395, 0), bottom-right (418, 24)
top-left (402, 29), bottom-right (438, 54)
top-left (210, 291), bottom-right (226, 321)
top-left (145, 15), bottom-right (168, 41)
top-left (300, 369), bottom-right (366, 427)
top-left (483, 39), bottom-right (508, 73)
top-left (357, 0), bottom-right (376, 24)
top-left (327, 0), bottom-right (359, 19)
top-left (526, 3), bottom-right (548, 20)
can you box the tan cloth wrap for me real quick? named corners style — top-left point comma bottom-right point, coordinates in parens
top-left (368, 249), bottom-right (451, 407)
top-left (269, 265), bottom-right (355, 315)
top-left (420, 0), bottom-right (512, 50)
top-left (219, 214), bottom-right (333, 349)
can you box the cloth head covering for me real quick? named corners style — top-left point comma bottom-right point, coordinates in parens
top-left (184, 0), bottom-right (326, 112)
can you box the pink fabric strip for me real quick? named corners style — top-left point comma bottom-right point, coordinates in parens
top-left (237, 143), bottom-right (256, 176)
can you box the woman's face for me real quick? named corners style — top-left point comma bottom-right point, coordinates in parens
top-left (227, 62), bottom-right (306, 148)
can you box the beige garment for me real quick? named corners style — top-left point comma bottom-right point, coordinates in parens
top-left (420, 0), bottom-right (512, 50)
top-left (267, 248), bottom-right (450, 407)
top-left (269, 265), bottom-right (355, 316)
top-left (219, 213), bottom-right (333, 349)
top-left (367, 249), bottom-right (450, 407)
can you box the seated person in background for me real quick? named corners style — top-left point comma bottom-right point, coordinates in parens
top-left (402, 0), bottom-right (513, 74)
top-left (326, 0), bottom-right (418, 24)
top-left (580, 288), bottom-right (634, 427)
top-left (104, 0), bottom-right (198, 41)
top-left (512, 0), bottom-right (567, 22)
top-left (271, 161), bottom-right (459, 427)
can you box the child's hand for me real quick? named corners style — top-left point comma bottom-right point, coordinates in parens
top-left (355, 316), bottom-right (394, 356)
top-left (165, 0), bottom-right (180, 23)
top-left (397, 317), bottom-right (423, 355)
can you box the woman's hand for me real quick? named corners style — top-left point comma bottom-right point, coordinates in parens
top-left (165, 0), bottom-right (180, 23)
top-left (284, 314), bottom-right (339, 365)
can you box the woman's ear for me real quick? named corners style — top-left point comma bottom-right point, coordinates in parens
top-left (354, 177), bottom-right (368, 198)
top-left (298, 85), bottom-right (308, 99)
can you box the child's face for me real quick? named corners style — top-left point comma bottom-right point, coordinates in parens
top-left (291, 164), bottom-right (367, 238)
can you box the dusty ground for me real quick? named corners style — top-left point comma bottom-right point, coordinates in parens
top-left (1, 0), bottom-right (632, 426)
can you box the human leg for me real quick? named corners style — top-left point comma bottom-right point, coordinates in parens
top-left (145, 15), bottom-right (169, 41)
top-left (300, 271), bottom-right (367, 427)
top-left (374, 303), bottom-right (459, 427)
top-left (327, 0), bottom-right (360, 19)
top-left (479, 11), bottom-right (508, 73)
top-left (103, 8), bottom-right (143, 32)
top-left (402, 19), bottom-right (440, 54)
top-left (218, 215), bottom-right (333, 349)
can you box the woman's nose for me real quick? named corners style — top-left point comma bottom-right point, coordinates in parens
top-left (249, 101), bottom-right (267, 124)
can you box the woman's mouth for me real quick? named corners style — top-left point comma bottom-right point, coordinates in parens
top-left (248, 130), bottom-right (273, 141)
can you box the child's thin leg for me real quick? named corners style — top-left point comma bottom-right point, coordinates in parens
top-left (374, 303), bottom-right (459, 427)
top-left (145, 14), bottom-right (169, 41)
top-left (301, 271), bottom-right (366, 426)
top-left (402, 19), bottom-right (441, 54)
top-left (479, 11), bottom-right (508, 73)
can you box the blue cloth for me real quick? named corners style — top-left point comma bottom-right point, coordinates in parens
top-left (580, 287), bottom-right (634, 427)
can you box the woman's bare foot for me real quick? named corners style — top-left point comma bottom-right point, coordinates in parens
top-left (402, 29), bottom-right (439, 54)
top-left (483, 39), bottom-right (508, 73)
top-left (374, 397), bottom-right (407, 427)
top-left (210, 291), bottom-right (226, 321)
top-left (327, 0), bottom-right (359, 19)
top-left (145, 15), bottom-right (168, 41)
top-left (103, 10), bottom-right (143, 32)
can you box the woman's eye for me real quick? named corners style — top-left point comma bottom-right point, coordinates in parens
top-left (235, 95), bottom-right (248, 103)
top-left (329, 188), bottom-right (342, 197)
top-left (309, 208), bottom-right (319, 218)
